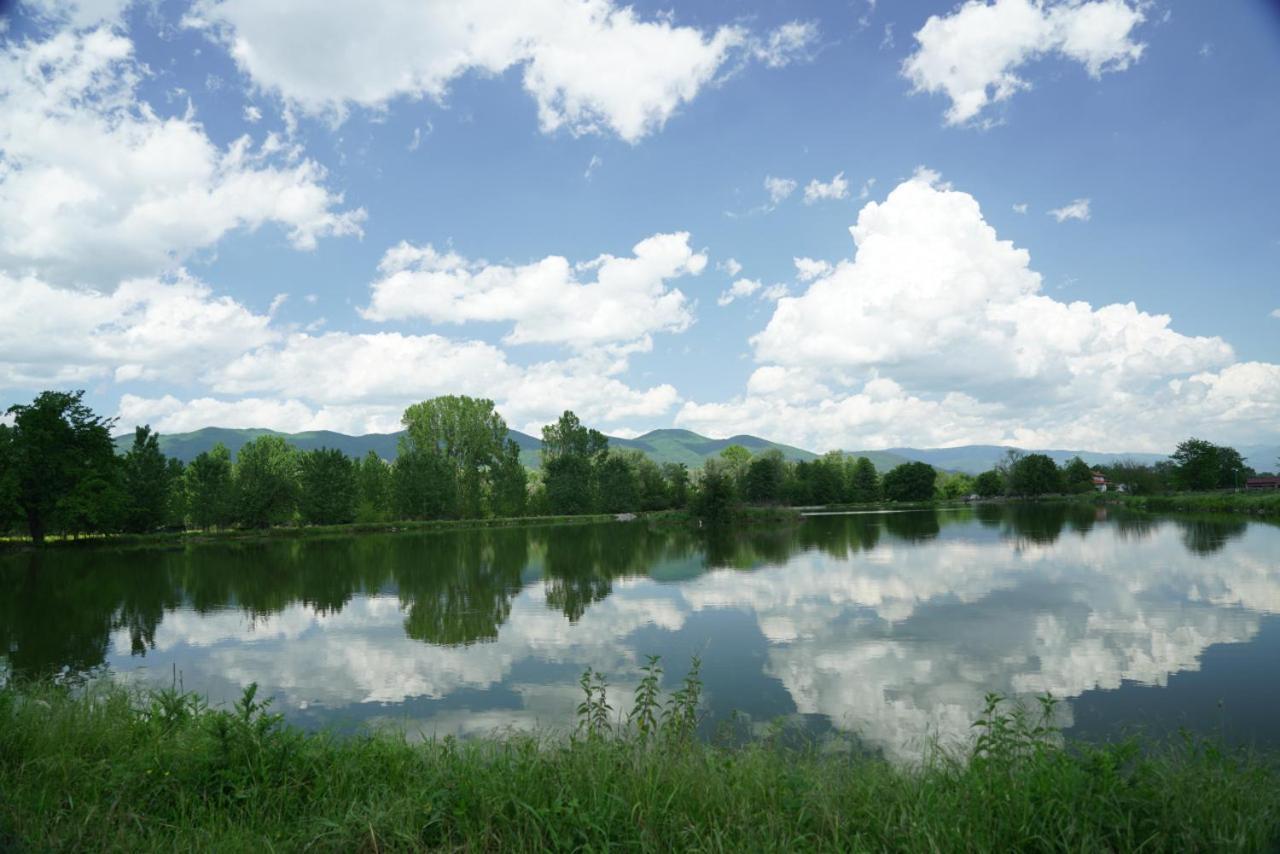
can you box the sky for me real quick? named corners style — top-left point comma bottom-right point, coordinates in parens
top-left (1, 0), bottom-right (1278, 453)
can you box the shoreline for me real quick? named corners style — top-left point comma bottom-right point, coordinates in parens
top-left (5, 491), bottom-right (1278, 554)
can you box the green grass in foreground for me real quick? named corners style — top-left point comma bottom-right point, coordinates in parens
top-left (2, 668), bottom-right (1278, 853)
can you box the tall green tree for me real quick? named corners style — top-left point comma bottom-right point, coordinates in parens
top-left (633, 453), bottom-right (669, 511)
top-left (392, 448), bottom-right (455, 520)
top-left (849, 457), bottom-right (880, 503)
top-left (882, 462), bottom-right (936, 502)
top-left (490, 439), bottom-right (528, 518)
top-left (354, 450), bottom-right (392, 521)
top-left (541, 411), bottom-right (607, 515)
top-left (401, 396), bottom-right (508, 518)
top-left (719, 444), bottom-right (753, 494)
top-left (5, 391), bottom-right (118, 544)
top-left (994, 449), bottom-right (1025, 494)
top-left (937, 471), bottom-right (975, 499)
top-left (0, 424), bottom-right (19, 531)
top-left (121, 425), bottom-right (170, 533)
top-left (1009, 454), bottom-right (1062, 497)
top-left (163, 457), bottom-right (187, 529)
top-left (186, 443), bottom-right (234, 530)
top-left (693, 459), bottom-right (736, 524)
top-left (596, 452), bottom-right (640, 513)
top-left (745, 450), bottom-right (785, 504)
top-left (662, 462), bottom-right (690, 508)
top-left (810, 452), bottom-right (846, 505)
top-left (974, 470), bottom-right (1003, 498)
top-left (1215, 446), bottom-right (1252, 490)
top-left (1171, 438), bottom-right (1222, 491)
top-left (234, 435), bottom-right (298, 528)
top-left (1062, 456), bottom-right (1095, 494)
top-left (297, 448), bottom-right (357, 525)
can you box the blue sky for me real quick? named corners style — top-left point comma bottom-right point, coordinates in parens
top-left (1, 0), bottom-right (1278, 452)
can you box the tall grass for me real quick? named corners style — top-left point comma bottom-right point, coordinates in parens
top-left (1, 670), bottom-right (1278, 852)
top-left (1108, 491), bottom-right (1280, 519)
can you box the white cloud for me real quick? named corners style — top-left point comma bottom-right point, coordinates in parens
top-left (857, 177), bottom-right (877, 200)
top-left (104, 301), bottom-right (685, 432)
top-left (20, 0), bottom-right (130, 29)
top-left (750, 20), bottom-right (819, 68)
top-left (124, 340), bottom-right (681, 436)
top-left (1049, 198), bottom-right (1091, 222)
top-left (361, 232), bottom-right (704, 350)
top-left (1271, 309), bottom-right (1280, 320)
top-left (583, 153), bottom-right (602, 179)
top-left (211, 332), bottom-right (517, 405)
top-left (117, 393), bottom-right (400, 434)
top-left (903, 0), bottom-right (1146, 125)
top-left (794, 257), bottom-right (833, 282)
top-left (763, 175), bottom-right (797, 205)
top-left (804, 171), bottom-right (850, 204)
top-left (759, 283), bottom-right (789, 302)
top-left (0, 27), bottom-right (365, 289)
top-left (242, 104), bottom-right (262, 123)
top-left (717, 278), bottom-right (762, 307)
top-left (677, 169), bottom-right (1271, 451)
top-left (718, 257), bottom-right (743, 278)
top-left (1013, 202), bottom-right (1028, 214)
top-left (0, 271), bottom-right (277, 387)
top-left (187, 1), bottom-right (813, 143)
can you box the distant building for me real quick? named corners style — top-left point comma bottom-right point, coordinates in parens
top-left (1091, 472), bottom-right (1109, 493)
top-left (1245, 476), bottom-right (1280, 490)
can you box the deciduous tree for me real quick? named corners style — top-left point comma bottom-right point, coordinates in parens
top-left (298, 448), bottom-right (357, 525)
top-left (849, 457), bottom-right (880, 503)
top-left (882, 462), bottom-right (936, 502)
top-left (121, 425), bottom-right (170, 533)
top-left (234, 435), bottom-right (299, 528)
top-left (186, 444), bottom-right (234, 530)
top-left (5, 391), bottom-right (118, 544)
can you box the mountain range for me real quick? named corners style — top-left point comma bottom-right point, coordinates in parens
top-left (109, 425), bottom-right (1280, 475)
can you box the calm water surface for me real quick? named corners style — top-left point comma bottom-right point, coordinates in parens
top-left (2, 505), bottom-right (1278, 760)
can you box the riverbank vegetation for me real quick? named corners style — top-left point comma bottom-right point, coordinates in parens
top-left (1097, 490), bottom-right (1280, 518)
top-left (2, 675), bottom-right (1277, 852)
top-left (4, 390), bottom-right (1275, 544)
top-left (0, 390), bottom-right (915, 543)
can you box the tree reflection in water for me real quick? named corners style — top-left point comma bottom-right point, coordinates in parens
top-left (0, 506), bottom-right (1264, 683)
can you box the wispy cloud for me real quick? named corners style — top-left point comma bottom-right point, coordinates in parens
top-left (804, 172), bottom-right (850, 204)
top-left (764, 175), bottom-right (798, 205)
top-left (1048, 198), bottom-right (1091, 223)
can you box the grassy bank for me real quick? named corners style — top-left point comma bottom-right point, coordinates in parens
top-left (1, 679), bottom-right (1277, 852)
top-left (1, 507), bottom-right (806, 554)
top-left (1092, 491), bottom-right (1280, 520)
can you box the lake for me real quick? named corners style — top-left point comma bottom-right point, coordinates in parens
top-left (2, 505), bottom-right (1278, 761)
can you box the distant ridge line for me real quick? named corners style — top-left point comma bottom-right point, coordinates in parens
top-left (112, 427), bottom-right (1275, 474)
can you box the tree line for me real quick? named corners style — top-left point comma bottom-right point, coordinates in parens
top-left (961, 439), bottom-right (1264, 500)
top-left (0, 392), bottom-right (690, 543)
top-left (1, 390), bottom-right (1268, 544)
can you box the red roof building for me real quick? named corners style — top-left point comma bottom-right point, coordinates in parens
top-left (1245, 477), bottom-right (1280, 490)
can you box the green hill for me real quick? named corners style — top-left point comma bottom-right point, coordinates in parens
top-left (113, 427), bottom-right (402, 463)
top-left (115, 426), bottom-right (818, 469)
top-left (117, 427), bottom-right (1270, 476)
